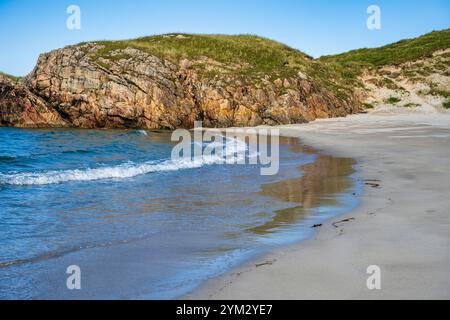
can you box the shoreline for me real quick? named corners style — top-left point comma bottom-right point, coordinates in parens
top-left (187, 109), bottom-right (450, 299)
top-left (0, 128), bottom-right (358, 299)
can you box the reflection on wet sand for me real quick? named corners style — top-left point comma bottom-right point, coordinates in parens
top-left (250, 144), bottom-right (356, 235)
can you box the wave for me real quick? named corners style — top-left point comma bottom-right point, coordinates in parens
top-left (0, 138), bottom-right (248, 186)
top-left (136, 130), bottom-right (148, 136)
top-left (122, 130), bottom-right (148, 136)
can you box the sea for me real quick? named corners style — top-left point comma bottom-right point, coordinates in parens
top-left (0, 127), bottom-right (359, 299)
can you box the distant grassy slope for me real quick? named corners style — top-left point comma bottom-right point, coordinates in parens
top-left (321, 29), bottom-right (450, 71)
top-left (316, 29), bottom-right (450, 96)
top-left (321, 29), bottom-right (450, 109)
top-left (0, 71), bottom-right (21, 83)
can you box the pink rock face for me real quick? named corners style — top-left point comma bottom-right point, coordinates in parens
top-left (0, 75), bottom-right (68, 128)
top-left (1, 44), bottom-right (361, 129)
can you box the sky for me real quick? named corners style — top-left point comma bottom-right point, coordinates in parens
top-left (0, 0), bottom-right (449, 76)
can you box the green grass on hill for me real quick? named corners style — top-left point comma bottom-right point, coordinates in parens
top-left (86, 34), bottom-right (314, 81)
top-left (316, 29), bottom-right (450, 93)
top-left (0, 71), bottom-right (21, 83)
top-left (321, 29), bottom-right (450, 69)
top-left (72, 29), bottom-right (449, 101)
top-left (83, 33), bottom-right (359, 100)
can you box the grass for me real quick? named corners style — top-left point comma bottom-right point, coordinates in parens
top-left (443, 101), bottom-right (450, 109)
top-left (363, 103), bottom-right (375, 109)
top-left (72, 28), bottom-right (449, 101)
top-left (85, 34), bottom-right (314, 82)
top-left (429, 88), bottom-right (450, 99)
top-left (0, 71), bottom-right (21, 83)
top-left (319, 29), bottom-right (450, 89)
top-left (321, 29), bottom-right (450, 69)
top-left (80, 34), bottom-right (362, 100)
top-left (403, 103), bottom-right (420, 108)
top-left (368, 77), bottom-right (404, 90)
top-left (385, 96), bottom-right (402, 105)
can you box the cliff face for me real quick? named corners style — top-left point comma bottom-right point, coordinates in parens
top-left (0, 37), bottom-right (360, 129)
top-left (0, 74), bottom-right (67, 128)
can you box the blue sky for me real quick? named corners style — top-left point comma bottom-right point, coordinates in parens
top-left (0, 0), bottom-right (449, 76)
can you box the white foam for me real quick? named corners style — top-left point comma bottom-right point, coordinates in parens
top-left (136, 130), bottom-right (148, 136)
top-left (0, 138), bottom-right (248, 186)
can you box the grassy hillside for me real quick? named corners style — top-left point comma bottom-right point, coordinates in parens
top-left (314, 29), bottom-right (450, 96)
top-left (85, 30), bottom-right (449, 100)
top-left (321, 29), bottom-right (450, 73)
top-left (321, 29), bottom-right (450, 110)
top-left (83, 33), bottom-right (358, 100)
top-left (0, 71), bottom-right (21, 83)
top-left (87, 34), bottom-right (312, 80)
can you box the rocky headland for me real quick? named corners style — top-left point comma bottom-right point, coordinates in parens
top-left (1, 30), bottom-right (449, 129)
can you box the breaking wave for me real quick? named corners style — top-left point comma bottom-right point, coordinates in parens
top-left (0, 137), bottom-right (248, 186)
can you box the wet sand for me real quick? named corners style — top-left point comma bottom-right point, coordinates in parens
top-left (250, 153), bottom-right (356, 236)
top-left (189, 110), bottom-right (450, 299)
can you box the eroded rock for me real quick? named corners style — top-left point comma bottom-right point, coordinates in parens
top-left (1, 44), bottom-right (361, 129)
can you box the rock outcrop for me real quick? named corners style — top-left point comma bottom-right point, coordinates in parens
top-left (0, 74), bottom-right (67, 128)
top-left (0, 40), bottom-right (360, 129)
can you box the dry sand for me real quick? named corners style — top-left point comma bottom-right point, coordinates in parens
top-left (188, 106), bottom-right (450, 300)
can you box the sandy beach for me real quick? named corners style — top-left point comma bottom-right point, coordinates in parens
top-left (189, 107), bottom-right (450, 300)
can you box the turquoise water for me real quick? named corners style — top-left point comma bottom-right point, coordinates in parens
top-left (0, 127), bottom-right (359, 299)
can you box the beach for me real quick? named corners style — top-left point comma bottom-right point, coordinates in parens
top-left (189, 107), bottom-right (450, 300)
